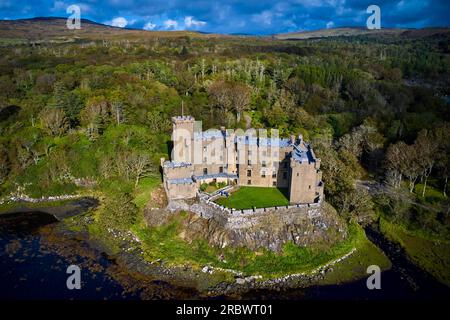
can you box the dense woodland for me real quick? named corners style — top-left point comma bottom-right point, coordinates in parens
top-left (0, 31), bottom-right (449, 238)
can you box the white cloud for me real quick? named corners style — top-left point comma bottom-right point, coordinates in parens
top-left (51, 1), bottom-right (91, 13)
top-left (143, 22), bottom-right (156, 30)
top-left (106, 17), bottom-right (128, 28)
top-left (252, 11), bottom-right (273, 26)
top-left (184, 16), bottom-right (206, 28)
top-left (163, 19), bottom-right (178, 29)
top-left (326, 21), bottom-right (334, 28)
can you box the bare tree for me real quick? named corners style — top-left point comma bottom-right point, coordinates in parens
top-left (230, 83), bottom-right (251, 123)
top-left (40, 108), bottom-right (69, 137)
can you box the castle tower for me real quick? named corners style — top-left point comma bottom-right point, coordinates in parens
top-left (172, 116), bottom-right (195, 163)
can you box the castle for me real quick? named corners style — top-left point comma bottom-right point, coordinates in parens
top-left (161, 116), bottom-right (324, 204)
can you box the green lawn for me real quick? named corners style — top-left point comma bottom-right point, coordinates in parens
top-left (215, 186), bottom-right (289, 209)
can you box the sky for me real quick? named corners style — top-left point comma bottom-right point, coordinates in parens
top-left (0, 0), bottom-right (449, 34)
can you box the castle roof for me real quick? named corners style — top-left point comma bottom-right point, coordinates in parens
top-left (167, 177), bottom-right (195, 185)
top-left (163, 161), bottom-right (192, 168)
top-left (292, 143), bottom-right (315, 163)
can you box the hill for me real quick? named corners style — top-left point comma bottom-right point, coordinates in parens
top-left (275, 27), bottom-right (450, 40)
top-left (0, 17), bottom-right (223, 43)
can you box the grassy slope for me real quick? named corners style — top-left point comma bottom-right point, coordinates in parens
top-left (216, 186), bottom-right (290, 209)
top-left (132, 209), bottom-right (378, 280)
top-left (317, 233), bottom-right (391, 285)
top-left (380, 217), bottom-right (450, 287)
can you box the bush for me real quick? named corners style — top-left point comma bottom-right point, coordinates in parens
top-left (98, 192), bottom-right (138, 231)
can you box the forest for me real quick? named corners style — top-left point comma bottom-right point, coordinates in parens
top-left (0, 28), bottom-right (449, 246)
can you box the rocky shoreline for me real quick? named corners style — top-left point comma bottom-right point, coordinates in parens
top-left (3, 196), bottom-right (359, 298)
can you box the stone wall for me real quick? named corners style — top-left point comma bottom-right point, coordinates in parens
top-left (165, 196), bottom-right (345, 252)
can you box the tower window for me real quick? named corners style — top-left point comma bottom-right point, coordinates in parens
top-left (247, 170), bottom-right (252, 177)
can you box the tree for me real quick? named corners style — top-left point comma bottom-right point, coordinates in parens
top-left (146, 110), bottom-right (171, 133)
top-left (230, 83), bottom-right (251, 123)
top-left (415, 130), bottom-right (438, 197)
top-left (207, 80), bottom-right (232, 119)
top-left (98, 193), bottom-right (138, 231)
top-left (128, 151), bottom-right (152, 188)
top-left (40, 108), bottom-right (69, 137)
top-left (0, 144), bottom-right (10, 184)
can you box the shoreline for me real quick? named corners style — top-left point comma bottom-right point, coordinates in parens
top-left (1, 197), bottom-right (386, 297)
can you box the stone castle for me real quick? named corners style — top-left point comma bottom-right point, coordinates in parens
top-left (161, 116), bottom-right (324, 204)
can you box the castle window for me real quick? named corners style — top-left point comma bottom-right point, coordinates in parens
top-left (272, 181), bottom-right (277, 186)
top-left (261, 171), bottom-right (266, 178)
top-left (247, 180), bottom-right (252, 185)
top-left (309, 185), bottom-right (311, 190)
top-left (203, 168), bottom-right (208, 175)
top-left (248, 160), bottom-right (252, 165)
top-left (219, 167), bottom-right (224, 173)
top-left (262, 160), bottom-right (267, 167)
top-left (248, 150), bottom-right (252, 155)
top-left (297, 173), bottom-right (299, 177)
top-left (247, 170), bottom-right (252, 177)
top-left (272, 172), bottom-right (277, 178)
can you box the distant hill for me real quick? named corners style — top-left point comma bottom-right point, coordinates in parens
top-left (275, 27), bottom-right (450, 40)
top-left (1, 18), bottom-right (448, 44)
top-left (0, 17), bottom-right (223, 43)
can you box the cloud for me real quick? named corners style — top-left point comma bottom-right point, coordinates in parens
top-left (326, 21), bottom-right (334, 28)
top-left (184, 16), bottom-right (206, 28)
top-left (106, 16), bottom-right (128, 28)
top-left (0, 0), bottom-right (449, 35)
top-left (163, 19), bottom-right (178, 29)
top-left (143, 21), bottom-right (156, 30)
top-left (252, 11), bottom-right (273, 26)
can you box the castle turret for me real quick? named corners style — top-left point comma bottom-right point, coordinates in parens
top-left (172, 116), bottom-right (195, 163)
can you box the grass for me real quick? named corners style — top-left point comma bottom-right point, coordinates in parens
top-left (414, 182), bottom-right (447, 205)
top-left (215, 186), bottom-right (290, 209)
top-left (380, 217), bottom-right (450, 287)
top-left (133, 176), bottom-right (161, 210)
top-left (132, 212), bottom-right (366, 279)
top-left (318, 233), bottom-right (391, 285)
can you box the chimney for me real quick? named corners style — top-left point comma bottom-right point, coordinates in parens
top-left (298, 134), bottom-right (303, 145)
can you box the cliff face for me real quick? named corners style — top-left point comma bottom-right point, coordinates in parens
top-left (145, 200), bottom-right (347, 252)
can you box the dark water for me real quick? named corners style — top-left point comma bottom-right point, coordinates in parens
top-left (0, 211), bottom-right (140, 299)
top-left (1, 211), bottom-right (449, 300)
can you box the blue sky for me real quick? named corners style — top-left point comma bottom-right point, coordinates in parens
top-left (0, 0), bottom-right (449, 34)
